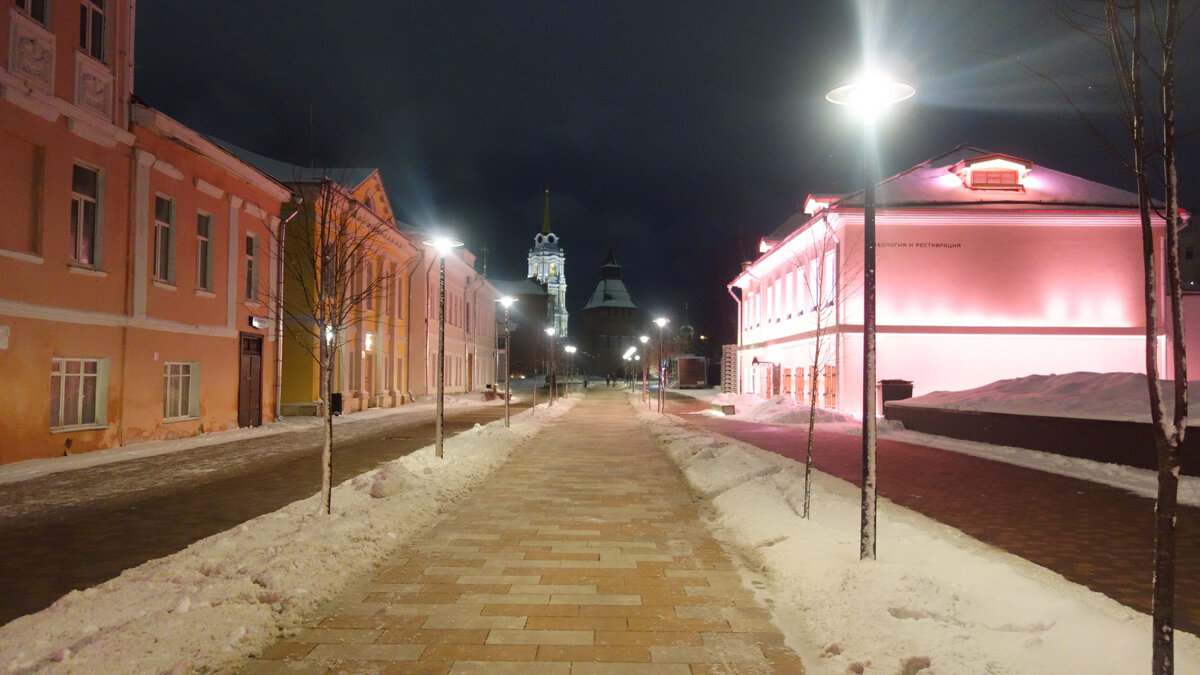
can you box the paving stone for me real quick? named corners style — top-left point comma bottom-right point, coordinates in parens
top-left (238, 390), bottom-right (802, 673)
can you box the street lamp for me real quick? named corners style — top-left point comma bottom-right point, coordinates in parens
top-left (497, 296), bottom-right (516, 428)
top-left (653, 317), bottom-right (669, 413)
top-left (639, 335), bottom-right (649, 404)
top-left (545, 326), bottom-right (556, 407)
top-left (564, 345), bottom-right (576, 396)
top-left (423, 236), bottom-right (463, 459)
top-left (827, 71), bottom-right (914, 561)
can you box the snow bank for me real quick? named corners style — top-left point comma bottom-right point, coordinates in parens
top-left (711, 392), bottom-right (857, 424)
top-left (639, 404), bottom-right (1200, 675)
top-left (0, 399), bottom-right (577, 674)
top-left (903, 371), bottom-right (1199, 423)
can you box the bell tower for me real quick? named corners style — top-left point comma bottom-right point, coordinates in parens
top-left (527, 189), bottom-right (568, 338)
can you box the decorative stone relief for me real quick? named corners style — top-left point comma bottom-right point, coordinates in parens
top-left (8, 9), bottom-right (54, 93)
top-left (75, 51), bottom-right (113, 121)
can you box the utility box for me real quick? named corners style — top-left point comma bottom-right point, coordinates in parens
top-left (878, 379), bottom-right (914, 410)
top-left (329, 392), bottom-right (343, 416)
top-left (676, 356), bottom-right (708, 388)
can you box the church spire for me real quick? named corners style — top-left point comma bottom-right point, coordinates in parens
top-left (541, 188), bottom-right (551, 234)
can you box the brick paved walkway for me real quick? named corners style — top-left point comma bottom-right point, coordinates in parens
top-left (241, 389), bottom-right (805, 674)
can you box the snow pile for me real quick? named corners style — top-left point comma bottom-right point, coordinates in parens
top-left (711, 392), bottom-right (857, 424)
top-left (640, 405), bottom-right (1200, 674)
top-left (902, 371), bottom-right (1199, 423)
top-left (0, 399), bottom-right (577, 674)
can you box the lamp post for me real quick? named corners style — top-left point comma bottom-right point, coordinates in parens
top-left (564, 345), bottom-right (576, 396)
top-left (423, 236), bottom-right (464, 459)
top-left (545, 327), bottom-right (556, 407)
top-left (497, 296), bottom-right (516, 428)
top-left (653, 317), bottom-right (669, 413)
top-left (826, 71), bottom-right (914, 561)
top-left (639, 335), bottom-right (649, 404)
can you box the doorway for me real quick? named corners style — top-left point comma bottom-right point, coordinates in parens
top-left (238, 332), bottom-right (263, 427)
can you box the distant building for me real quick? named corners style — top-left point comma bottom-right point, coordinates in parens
top-left (730, 145), bottom-right (1190, 414)
top-left (490, 278), bottom-right (550, 379)
top-left (582, 250), bottom-right (642, 377)
top-left (527, 190), bottom-right (568, 338)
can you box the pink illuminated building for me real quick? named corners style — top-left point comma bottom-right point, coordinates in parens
top-left (729, 145), bottom-right (1189, 415)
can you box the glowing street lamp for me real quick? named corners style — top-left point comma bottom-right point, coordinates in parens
top-left (497, 296), bottom-right (517, 428)
top-left (423, 235), bottom-right (463, 459)
top-left (564, 345), bottom-right (576, 396)
top-left (545, 326), bottom-right (556, 407)
top-left (827, 71), bottom-right (914, 561)
top-left (653, 317), bottom-right (669, 413)
top-left (639, 335), bottom-right (649, 404)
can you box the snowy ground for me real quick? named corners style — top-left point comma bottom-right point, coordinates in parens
top-left (0, 394), bottom-right (573, 674)
top-left (638, 396), bottom-right (1200, 674)
top-left (2, 376), bottom-right (1198, 673)
top-left (701, 375), bottom-right (1200, 507)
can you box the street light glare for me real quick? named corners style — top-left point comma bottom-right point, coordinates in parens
top-left (545, 327), bottom-right (555, 336)
top-left (653, 317), bottom-right (669, 328)
top-left (825, 73), bottom-right (915, 122)
top-left (422, 236), bottom-right (464, 257)
top-left (498, 296), bottom-right (517, 308)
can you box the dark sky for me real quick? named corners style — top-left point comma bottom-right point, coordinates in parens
top-left (134, 1), bottom-right (1199, 347)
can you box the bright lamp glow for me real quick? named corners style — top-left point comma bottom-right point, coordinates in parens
top-left (545, 327), bottom-right (555, 336)
top-left (422, 236), bottom-right (464, 257)
top-left (654, 317), bottom-right (669, 328)
top-left (639, 335), bottom-right (649, 344)
top-left (622, 346), bottom-right (637, 359)
top-left (825, 73), bottom-right (915, 122)
top-left (498, 296), bottom-right (516, 308)
top-left (565, 345), bottom-right (576, 354)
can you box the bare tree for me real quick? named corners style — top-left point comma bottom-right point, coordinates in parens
top-left (1053, 2), bottom-right (1192, 671)
top-left (792, 218), bottom-right (862, 519)
top-left (271, 175), bottom-right (401, 515)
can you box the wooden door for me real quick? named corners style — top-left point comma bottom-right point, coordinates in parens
top-left (238, 333), bottom-right (263, 427)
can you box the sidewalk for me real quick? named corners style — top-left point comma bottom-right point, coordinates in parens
top-left (242, 388), bottom-right (806, 674)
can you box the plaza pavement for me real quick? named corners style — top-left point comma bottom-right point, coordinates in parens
top-left (241, 388), bottom-right (806, 674)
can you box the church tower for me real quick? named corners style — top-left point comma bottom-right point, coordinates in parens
top-left (527, 189), bottom-right (568, 337)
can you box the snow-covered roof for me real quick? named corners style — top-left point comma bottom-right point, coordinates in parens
top-left (209, 138), bottom-right (376, 192)
top-left (584, 278), bottom-right (637, 309)
top-left (490, 278), bottom-right (548, 297)
top-left (763, 144), bottom-right (1150, 245)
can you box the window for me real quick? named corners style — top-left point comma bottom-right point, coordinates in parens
top-left (79, 0), bottom-right (105, 61)
top-left (244, 233), bottom-right (258, 301)
top-left (364, 260), bottom-right (375, 311)
top-left (823, 252), bottom-right (837, 306)
top-left (17, 0), bottom-right (48, 24)
top-left (71, 165), bottom-right (100, 266)
top-left (970, 170), bottom-right (1019, 189)
top-left (807, 259), bottom-right (820, 311)
top-left (51, 357), bottom-right (107, 430)
top-left (153, 196), bottom-right (174, 282)
top-left (163, 361), bottom-right (199, 420)
top-left (196, 213), bottom-right (213, 291)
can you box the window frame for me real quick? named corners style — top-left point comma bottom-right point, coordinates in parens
top-left (50, 356), bottom-right (109, 431)
top-left (196, 211), bottom-right (214, 292)
top-left (153, 194), bottom-right (176, 283)
top-left (244, 232), bottom-right (258, 302)
top-left (162, 361), bottom-right (200, 422)
top-left (70, 163), bottom-right (102, 268)
top-left (17, 0), bottom-right (48, 25)
top-left (79, 0), bottom-right (106, 61)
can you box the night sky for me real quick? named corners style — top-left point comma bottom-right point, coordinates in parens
top-left (133, 1), bottom-right (1199, 347)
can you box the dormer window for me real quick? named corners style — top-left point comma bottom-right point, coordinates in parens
top-left (952, 154), bottom-right (1032, 191)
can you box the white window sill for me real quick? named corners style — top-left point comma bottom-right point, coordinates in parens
top-left (244, 300), bottom-right (264, 309)
top-left (195, 289), bottom-right (216, 298)
top-left (68, 264), bottom-right (106, 277)
top-left (51, 423), bottom-right (108, 434)
top-left (1, 248), bottom-right (43, 264)
top-left (153, 279), bottom-right (177, 291)
top-left (163, 415), bottom-right (200, 424)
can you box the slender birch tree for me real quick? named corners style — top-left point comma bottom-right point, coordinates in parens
top-left (1054, 2), bottom-right (1192, 670)
top-left (272, 174), bottom-right (401, 515)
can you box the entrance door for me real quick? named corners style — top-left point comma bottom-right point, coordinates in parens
top-left (238, 332), bottom-right (263, 427)
top-left (467, 353), bottom-right (474, 391)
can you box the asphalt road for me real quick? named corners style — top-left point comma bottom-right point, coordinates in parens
top-left (0, 400), bottom-right (528, 627)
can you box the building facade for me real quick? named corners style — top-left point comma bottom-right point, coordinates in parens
top-left (730, 146), bottom-right (1179, 415)
top-left (527, 190), bottom-right (568, 338)
top-left (0, 1), bottom-right (292, 464)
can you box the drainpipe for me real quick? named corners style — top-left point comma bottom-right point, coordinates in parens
top-left (273, 198), bottom-right (301, 420)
